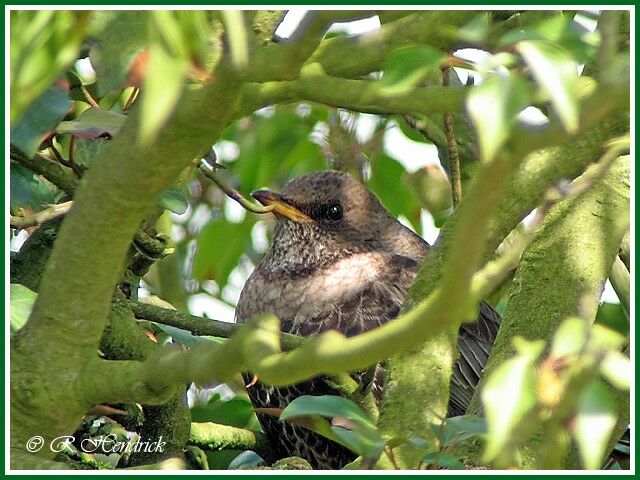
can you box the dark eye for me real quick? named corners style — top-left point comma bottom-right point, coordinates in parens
top-left (324, 203), bottom-right (343, 221)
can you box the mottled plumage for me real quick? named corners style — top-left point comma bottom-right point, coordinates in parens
top-left (235, 170), bottom-right (499, 469)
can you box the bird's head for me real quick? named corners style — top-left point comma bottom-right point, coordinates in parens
top-left (251, 171), bottom-right (426, 272)
top-left (252, 170), bottom-right (389, 242)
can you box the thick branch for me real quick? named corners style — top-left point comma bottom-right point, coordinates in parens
top-left (10, 146), bottom-right (78, 195)
top-left (189, 422), bottom-right (271, 457)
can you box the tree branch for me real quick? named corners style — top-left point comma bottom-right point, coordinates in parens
top-left (10, 146), bottom-right (78, 195)
top-left (10, 201), bottom-right (73, 230)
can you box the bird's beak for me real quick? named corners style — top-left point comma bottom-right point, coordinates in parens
top-left (251, 189), bottom-right (312, 223)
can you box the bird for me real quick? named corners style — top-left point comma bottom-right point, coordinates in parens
top-left (235, 170), bottom-right (500, 469)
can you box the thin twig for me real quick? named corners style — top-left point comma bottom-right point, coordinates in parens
top-left (80, 84), bottom-right (100, 108)
top-left (46, 139), bottom-right (85, 177)
top-left (10, 201), bottom-right (73, 230)
top-left (442, 66), bottom-right (462, 207)
top-left (198, 161), bottom-right (274, 214)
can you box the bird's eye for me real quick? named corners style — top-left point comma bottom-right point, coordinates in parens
top-left (324, 203), bottom-right (343, 221)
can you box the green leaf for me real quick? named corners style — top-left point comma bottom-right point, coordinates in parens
top-left (57, 107), bottom-right (126, 139)
top-left (380, 45), bottom-right (445, 96)
top-left (10, 284), bottom-right (38, 335)
top-left (368, 154), bottom-right (422, 232)
top-left (550, 316), bottom-right (588, 358)
top-left (422, 451), bottom-right (465, 469)
top-left (11, 84), bottom-right (71, 157)
top-left (440, 415), bottom-right (487, 446)
top-left (191, 396), bottom-right (258, 429)
top-left (595, 302), bottom-right (629, 336)
top-left (331, 424), bottom-right (386, 460)
top-left (573, 380), bottom-right (617, 469)
top-left (10, 163), bottom-right (57, 215)
top-left (140, 43), bottom-right (187, 145)
top-left (280, 395), bottom-right (375, 429)
top-left (157, 187), bottom-right (189, 214)
top-left (227, 450), bottom-right (264, 469)
top-left (458, 13), bottom-right (490, 44)
top-left (481, 337), bottom-right (543, 462)
top-left (517, 40), bottom-right (580, 133)
top-left (466, 73), bottom-right (529, 163)
top-left (599, 351), bottom-right (630, 391)
top-left (89, 11), bottom-right (150, 96)
top-left (72, 138), bottom-right (110, 169)
top-left (193, 218), bottom-right (254, 286)
top-left (10, 11), bottom-right (88, 122)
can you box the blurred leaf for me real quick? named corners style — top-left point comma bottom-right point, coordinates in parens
top-left (466, 73), bottom-right (529, 163)
top-left (191, 396), bottom-right (257, 429)
top-left (140, 43), bottom-right (187, 145)
top-left (595, 302), bottom-right (629, 336)
top-left (11, 84), bottom-right (71, 157)
top-left (458, 13), bottom-right (490, 44)
top-left (600, 351), bottom-right (630, 390)
top-left (517, 40), bottom-right (580, 133)
top-left (550, 316), bottom-right (588, 358)
top-left (10, 163), bottom-right (57, 215)
top-left (57, 107), bottom-right (126, 139)
top-left (227, 450), bottom-right (264, 469)
top-left (573, 380), bottom-right (617, 469)
top-left (158, 187), bottom-right (189, 214)
top-left (193, 218), bottom-right (254, 285)
top-left (404, 166), bottom-right (452, 224)
top-left (280, 395), bottom-right (374, 428)
top-left (422, 451), bottom-right (465, 469)
top-left (222, 10), bottom-right (249, 70)
top-left (369, 153), bottom-right (422, 232)
top-left (10, 284), bottom-right (37, 335)
top-left (481, 337), bottom-right (543, 462)
top-left (89, 11), bottom-right (150, 96)
top-left (10, 10), bottom-right (88, 122)
top-left (380, 45), bottom-right (445, 96)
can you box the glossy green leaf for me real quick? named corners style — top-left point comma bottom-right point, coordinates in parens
top-left (193, 218), bottom-right (254, 285)
top-left (191, 396), bottom-right (258, 429)
top-left (573, 380), bottom-right (617, 469)
top-left (380, 45), bottom-right (445, 95)
top-left (517, 40), bottom-right (580, 133)
top-left (481, 337), bottom-right (543, 462)
top-left (158, 187), bottom-right (190, 214)
top-left (422, 451), bottom-right (465, 469)
top-left (10, 284), bottom-right (38, 335)
top-left (89, 11), bottom-right (150, 96)
top-left (57, 107), bottom-right (126, 139)
top-left (11, 84), bottom-right (71, 157)
top-left (467, 74), bottom-right (529, 163)
top-left (280, 395), bottom-right (375, 428)
top-left (331, 424), bottom-right (386, 460)
top-left (10, 163), bottom-right (57, 215)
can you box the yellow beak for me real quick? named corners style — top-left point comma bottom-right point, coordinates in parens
top-left (251, 189), bottom-right (312, 223)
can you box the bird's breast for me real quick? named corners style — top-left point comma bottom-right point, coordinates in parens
top-left (236, 252), bottom-right (388, 327)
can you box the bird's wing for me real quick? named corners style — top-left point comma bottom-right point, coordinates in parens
top-left (448, 300), bottom-right (501, 416)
